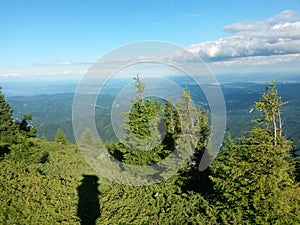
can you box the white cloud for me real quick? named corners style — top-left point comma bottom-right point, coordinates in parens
top-left (36, 60), bottom-right (92, 66)
top-left (185, 10), bottom-right (300, 72)
top-left (223, 10), bottom-right (299, 33)
top-left (0, 70), bottom-right (85, 78)
top-left (0, 73), bottom-right (26, 78)
top-left (51, 60), bottom-right (74, 65)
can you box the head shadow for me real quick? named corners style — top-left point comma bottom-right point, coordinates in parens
top-left (0, 144), bottom-right (10, 161)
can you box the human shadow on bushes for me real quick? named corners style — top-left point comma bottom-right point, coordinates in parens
top-left (0, 144), bottom-right (10, 160)
top-left (77, 175), bottom-right (100, 225)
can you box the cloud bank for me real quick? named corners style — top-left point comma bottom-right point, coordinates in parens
top-left (186, 10), bottom-right (300, 73)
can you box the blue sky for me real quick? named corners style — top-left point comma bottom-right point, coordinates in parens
top-left (1, 0), bottom-right (300, 77)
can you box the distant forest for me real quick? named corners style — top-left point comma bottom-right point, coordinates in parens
top-left (7, 79), bottom-right (300, 152)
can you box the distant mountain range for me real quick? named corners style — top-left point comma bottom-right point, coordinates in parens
top-left (2, 73), bottom-right (300, 152)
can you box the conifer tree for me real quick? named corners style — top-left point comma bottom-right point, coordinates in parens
top-left (133, 74), bottom-right (145, 104)
top-left (254, 81), bottom-right (287, 145)
top-left (0, 87), bottom-right (17, 145)
top-left (175, 88), bottom-right (210, 172)
top-left (55, 128), bottom-right (68, 144)
top-left (161, 88), bottom-right (210, 182)
top-left (78, 128), bottom-right (97, 148)
top-left (119, 78), bottom-right (210, 175)
top-left (210, 82), bottom-right (300, 224)
top-left (163, 100), bottom-right (180, 151)
top-left (173, 88), bottom-right (198, 171)
top-left (122, 75), bottom-right (163, 153)
top-left (18, 114), bottom-right (37, 137)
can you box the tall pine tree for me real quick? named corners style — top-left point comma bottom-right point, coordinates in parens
top-left (55, 128), bottom-right (68, 144)
top-left (120, 75), bottom-right (164, 165)
top-left (161, 88), bottom-right (210, 183)
top-left (0, 87), bottom-right (17, 145)
top-left (254, 81), bottom-right (287, 146)
top-left (210, 82), bottom-right (300, 224)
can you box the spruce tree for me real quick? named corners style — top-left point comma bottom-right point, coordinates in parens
top-left (55, 128), bottom-right (68, 144)
top-left (210, 82), bottom-right (300, 224)
top-left (18, 114), bottom-right (37, 138)
top-left (254, 81), bottom-right (287, 146)
top-left (172, 88), bottom-right (196, 174)
top-left (0, 87), bottom-right (17, 145)
top-left (161, 88), bottom-right (210, 182)
top-left (175, 88), bottom-right (210, 172)
top-left (78, 128), bottom-right (97, 148)
top-left (121, 75), bottom-right (164, 164)
top-left (163, 100), bottom-right (181, 151)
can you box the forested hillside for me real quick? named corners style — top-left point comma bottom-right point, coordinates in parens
top-left (0, 80), bottom-right (300, 225)
top-left (6, 80), bottom-right (300, 152)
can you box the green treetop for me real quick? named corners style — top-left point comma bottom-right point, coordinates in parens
top-left (122, 75), bottom-right (163, 153)
top-left (254, 81), bottom-right (287, 146)
top-left (133, 74), bottom-right (145, 104)
top-left (161, 88), bottom-right (210, 182)
top-left (0, 87), bottom-right (17, 145)
top-left (210, 82), bottom-right (300, 224)
top-left (55, 128), bottom-right (68, 145)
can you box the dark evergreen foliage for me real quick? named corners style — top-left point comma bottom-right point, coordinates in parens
top-left (55, 128), bottom-right (68, 145)
top-left (0, 86), bottom-right (17, 145)
top-left (210, 82), bottom-right (300, 224)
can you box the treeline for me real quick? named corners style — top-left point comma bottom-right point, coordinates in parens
top-left (0, 79), bottom-right (300, 224)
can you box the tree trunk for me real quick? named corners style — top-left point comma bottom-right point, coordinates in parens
top-left (278, 108), bottom-right (282, 137)
top-left (273, 113), bottom-right (277, 146)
